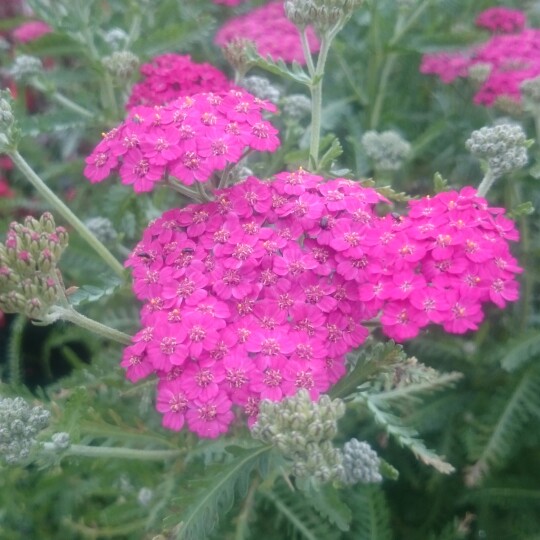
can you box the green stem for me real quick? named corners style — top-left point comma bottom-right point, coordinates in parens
top-left (7, 314), bottom-right (25, 386)
top-left (44, 442), bottom-right (181, 461)
top-left (300, 28), bottom-right (316, 77)
top-left (477, 168), bottom-right (497, 198)
top-left (9, 151), bottom-right (126, 278)
top-left (50, 305), bottom-right (132, 345)
top-left (31, 80), bottom-right (95, 119)
top-left (167, 176), bottom-right (204, 202)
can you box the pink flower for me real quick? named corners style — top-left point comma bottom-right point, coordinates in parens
top-left (12, 20), bottom-right (52, 43)
top-left (127, 54), bottom-right (233, 109)
top-left (186, 391), bottom-right (234, 438)
top-left (476, 8), bottom-right (527, 34)
top-left (156, 378), bottom-right (190, 431)
top-left (214, 1), bottom-right (320, 65)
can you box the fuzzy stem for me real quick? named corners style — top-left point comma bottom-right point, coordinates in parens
top-left (31, 80), bottom-right (95, 119)
top-left (477, 168), bottom-right (497, 198)
top-left (9, 151), bottom-right (126, 278)
top-left (300, 28), bottom-right (316, 77)
top-left (43, 442), bottom-right (181, 461)
top-left (49, 305), bottom-right (132, 345)
top-left (167, 176), bottom-right (204, 202)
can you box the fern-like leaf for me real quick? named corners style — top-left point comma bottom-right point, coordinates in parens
top-left (359, 395), bottom-right (455, 474)
top-left (260, 481), bottom-right (340, 540)
top-left (465, 363), bottom-right (540, 486)
top-left (348, 485), bottom-right (392, 540)
top-left (499, 331), bottom-right (540, 372)
top-left (165, 444), bottom-right (272, 540)
top-left (305, 484), bottom-right (352, 532)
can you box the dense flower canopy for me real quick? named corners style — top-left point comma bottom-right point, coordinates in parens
top-left (126, 54), bottom-right (234, 109)
top-left (214, 1), bottom-right (320, 64)
top-left (84, 89), bottom-right (279, 192)
top-left (475, 7), bottom-right (527, 34)
top-left (121, 171), bottom-right (521, 436)
top-left (420, 9), bottom-right (540, 106)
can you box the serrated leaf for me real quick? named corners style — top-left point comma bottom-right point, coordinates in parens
top-left (508, 201), bottom-right (534, 219)
top-left (165, 444), bottom-right (272, 540)
top-left (528, 162), bottom-right (540, 179)
top-left (433, 172), bottom-right (449, 193)
top-left (305, 484), bottom-right (352, 532)
top-left (245, 45), bottom-right (312, 86)
top-left (67, 278), bottom-right (123, 307)
top-left (318, 136), bottom-right (343, 172)
top-left (500, 331), bottom-right (540, 372)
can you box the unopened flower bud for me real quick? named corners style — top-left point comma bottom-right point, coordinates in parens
top-left (102, 51), bottom-right (140, 79)
top-left (241, 76), bottom-right (281, 103)
top-left (0, 290), bottom-right (26, 313)
top-left (25, 297), bottom-right (45, 318)
top-left (341, 439), bottom-right (382, 485)
top-left (281, 94), bottom-right (311, 121)
top-left (39, 212), bottom-right (56, 234)
top-left (37, 248), bottom-right (55, 273)
top-left (104, 28), bottom-right (129, 51)
top-left (84, 216), bottom-right (118, 244)
top-left (9, 54), bottom-right (43, 82)
top-left (466, 123), bottom-right (528, 178)
top-left (0, 96), bottom-right (15, 131)
top-left (50, 431), bottom-right (70, 450)
top-left (362, 130), bottom-right (411, 171)
top-left (0, 397), bottom-right (50, 465)
top-left (222, 38), bottom-right (253, 78)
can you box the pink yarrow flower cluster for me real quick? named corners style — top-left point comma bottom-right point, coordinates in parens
top-left (122, 170), bottom-right (521, 437)
top-left (126, 54), bottom-right (234, 110)
top-left (475, 7), bottom-right (527, 34)
top-left (214, 1), bottom-right (320, 64)
top-left (377, 188), bottom-right (521, 340)
top-left (84, 89), bottom-right (279, 192)
top-left (11, 20), bottom-right (52, 43)
top-left (420, 9), bottom-right (540, 107)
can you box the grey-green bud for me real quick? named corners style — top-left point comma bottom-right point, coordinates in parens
top-left (102, 51), bottom-right (140, 79)
top-left (9, 55), bottom-right (43, 82)
top-left (362, 130), bottom-right (411, 171)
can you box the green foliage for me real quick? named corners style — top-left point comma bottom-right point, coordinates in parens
top-left (348, 485), bottom-right (393, 540)
top-left (464, 362), bottom-right (540, 486)
top-left (164, 445), bottom-right (272, 540)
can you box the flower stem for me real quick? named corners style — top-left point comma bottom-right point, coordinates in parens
top-left (31, 80), bottom-right (95, 119)
top-left (49, 305), bottom-right (132, 345)
top-left (477, 168), bottom-right (497, 198)
top-left (44, 442), bottom-right (182, 461)
top-left (9, 151), bottom-right (126, 278)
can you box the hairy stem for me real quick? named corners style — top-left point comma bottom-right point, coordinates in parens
top-left (43, 442), bottom-right (181, 461)
top-left (9, 151), bottom-right (126, 278)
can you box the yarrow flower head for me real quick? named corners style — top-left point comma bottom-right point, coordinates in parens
top-left (420, 21), bottom-right (540, 108)
top-left (215, 1), bottom-right (320, 65)
top-left (126, 54), bottom-right (234, 109)
top-left (84, 89), bottom-right (279, 192)
top-left (475, 7), bottom-right (527, 34)
top-left (123, 170), bottom-right (387, 436)
top-left (361, 130), bottom-right (411, 171)
top-left (122, 168), bottom-right (521, 437)
top-left (0, 396), bottom-right (50, 465)
top-left (340, 438), bottom-right (382, 484)
top-left (11, 20), bottom-right (52, 43)
top-left (465, 123), bottom-right (529, 178)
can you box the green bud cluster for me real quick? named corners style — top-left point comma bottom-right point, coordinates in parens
top-left (84, 216), bottom-right (118, 245)
top-left (8, 55), bottom-right (44, 82)
top-left (102, 51), bottom-right (140, 79)
top-left (285, 0), bottom-right (362, 33)
top-left (103, 28), bottom-right (129, 51)
top-left (222, 38), bottom-right (253, 78)
top-left (0, 90), bottom-right (16, 150)
top-left (251, 389), bottom-right (346, 483)
top-left (341, 439), bottom-right (382, 485)
top-left (50, 431), bottom-right (71, 451)
top-left (0, 396), bottom-right (50, 465)
top-left (361, 130), bottom-right (411, 171)
top-left (465, 123), bottom-right (529, 178)
top-left (241, 76), bottom-right (281, 104)
top-left (468, 63), bottom-right (492, 86)
top-left (0, 213), bottom-right (68, 319)
top-left (281, 94), bottom-right (312, 121)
